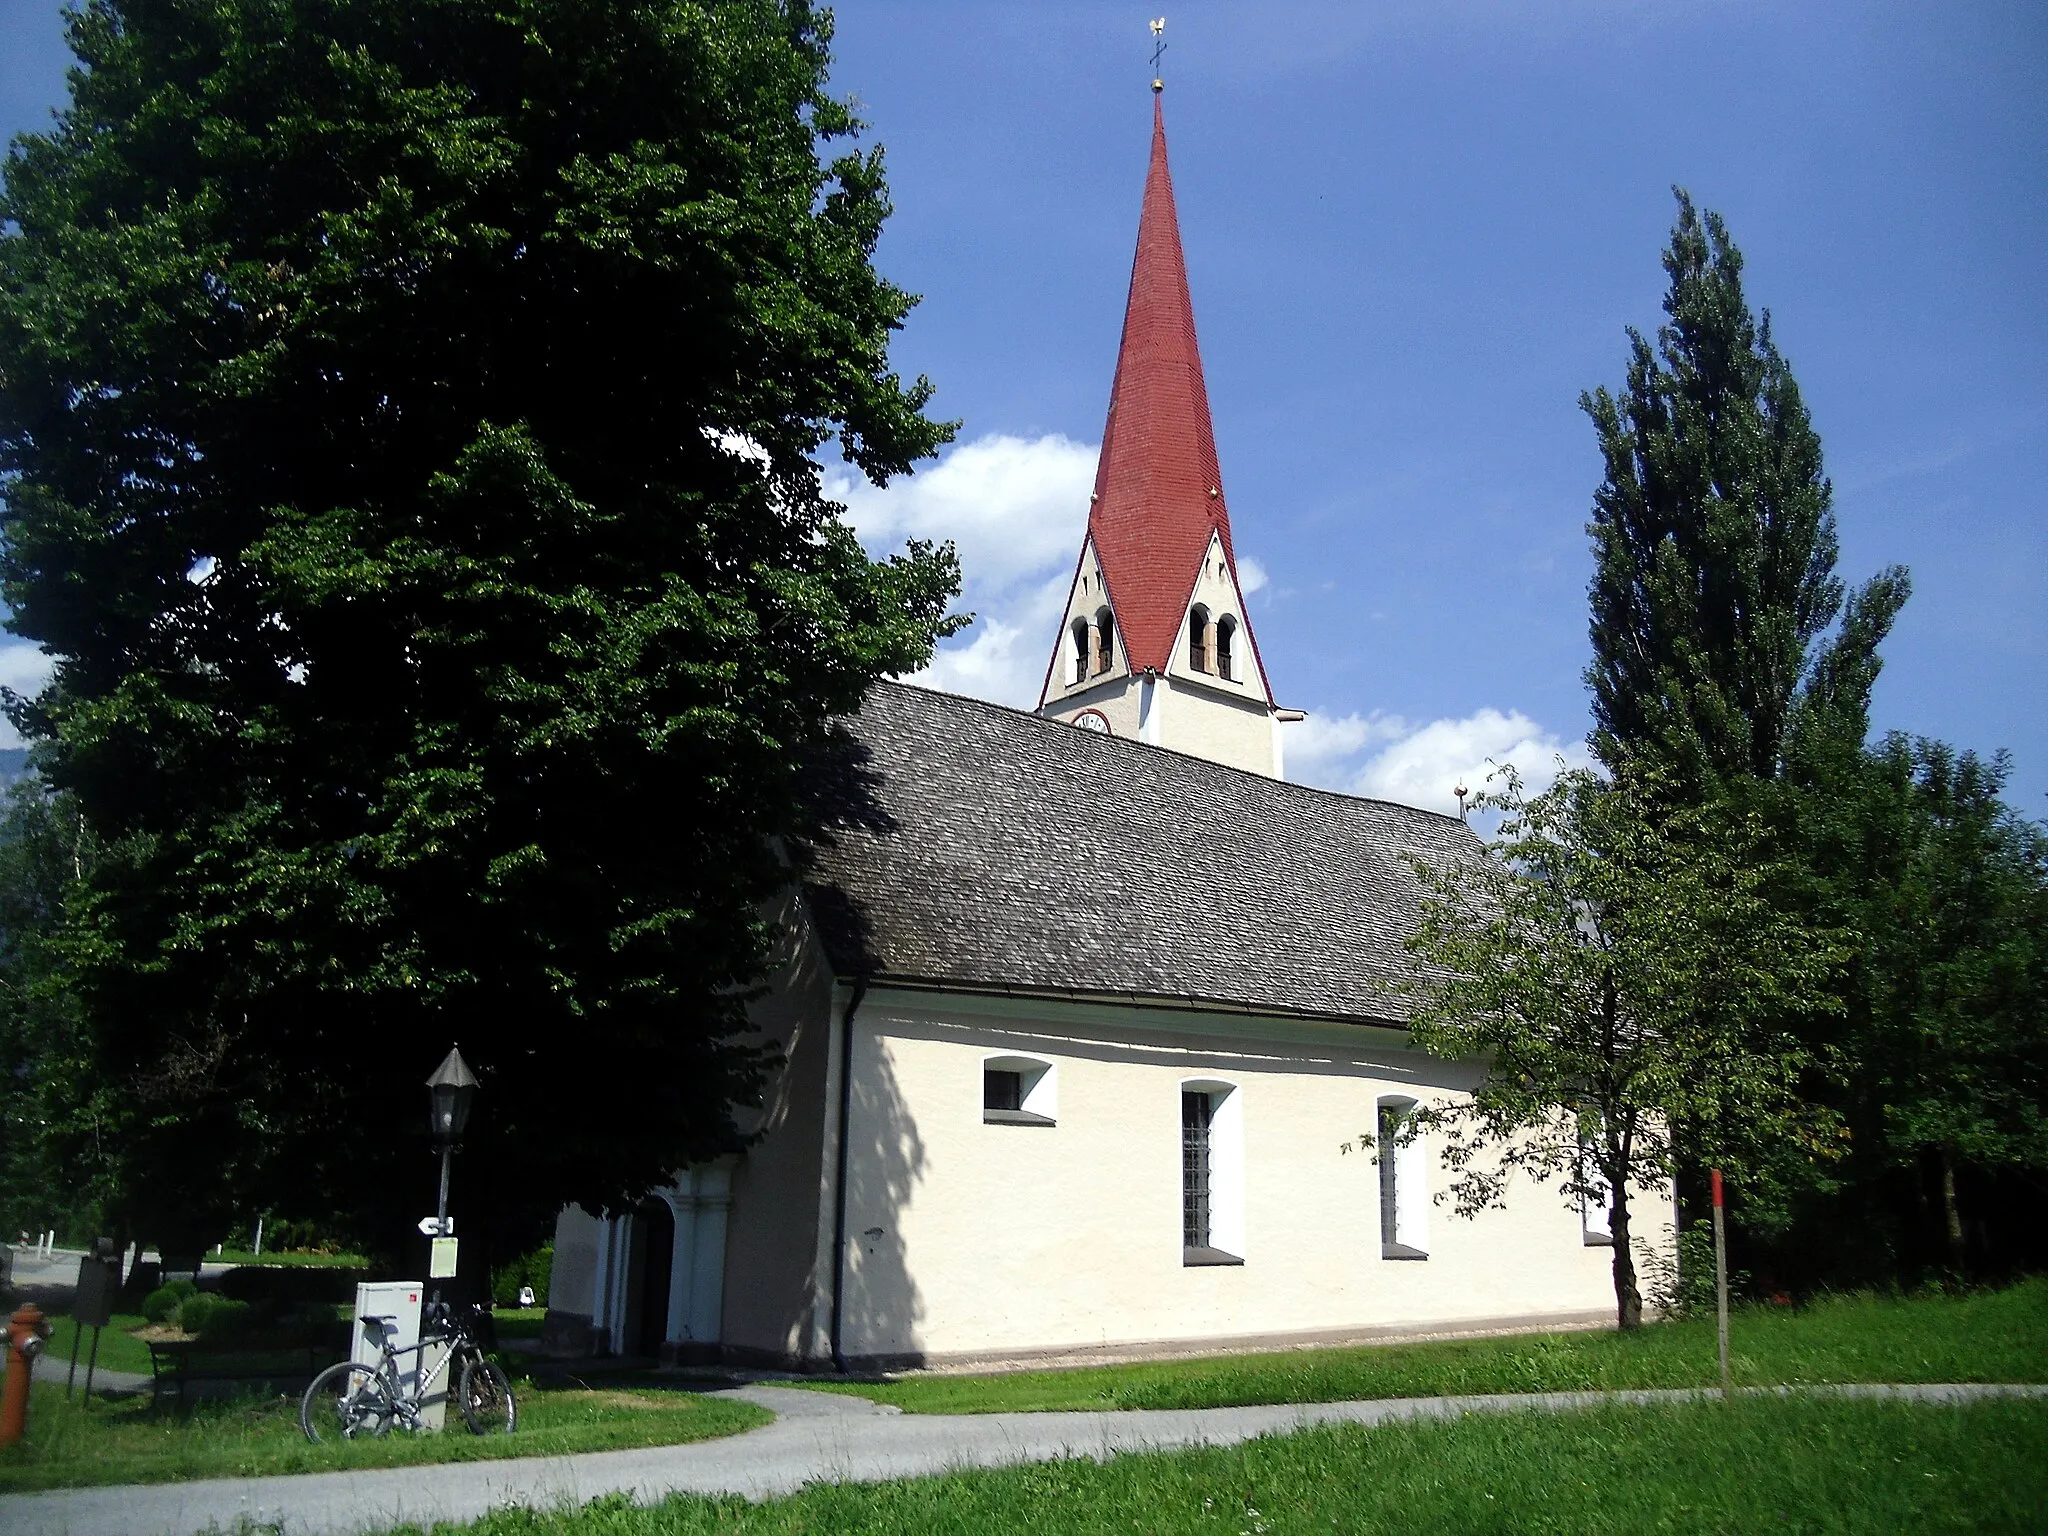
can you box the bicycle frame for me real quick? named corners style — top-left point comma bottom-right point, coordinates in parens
top-left (358, 1321), bottom-right (476, 1431)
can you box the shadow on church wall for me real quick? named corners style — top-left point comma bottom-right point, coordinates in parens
top-left (838, 1022), bottom-right (928, 1365)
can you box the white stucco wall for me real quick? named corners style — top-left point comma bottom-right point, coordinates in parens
top-left (1154, 675), bottom-right (1279, 777)
top-left (833, 988), bottom-right (1672, 1365)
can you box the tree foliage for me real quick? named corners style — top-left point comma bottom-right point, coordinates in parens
top-left (0, 770), bottom-right (98, 1243)
top-left (1401, 767), bottom-right (1841, 1328)
top-left (1779, 737), bottom-right (2048, 1279)
top-left (1579, 190), bottom-right (2048, 1289)
top-left (0, 0), bottom-right (961, 1257)
top-left (1581, 190), bottom-right (1909, 791)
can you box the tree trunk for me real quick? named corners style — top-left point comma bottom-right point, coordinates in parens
top-left (1938, 1144), bottom-right (1967, 1276)
top-left (1609, 1190), bottom-right (1642, 1330)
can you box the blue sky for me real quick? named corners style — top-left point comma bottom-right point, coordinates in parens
top-left (4, 1), bottom-right (2044, 815)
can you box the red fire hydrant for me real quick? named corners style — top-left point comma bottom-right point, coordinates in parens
top-left (2, 1302), bottom-right (52, 1445)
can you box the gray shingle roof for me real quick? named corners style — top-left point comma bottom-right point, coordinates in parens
top-left (801, 682), bottom-right (1479, 1026)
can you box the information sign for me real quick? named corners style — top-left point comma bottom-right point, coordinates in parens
top-left (428, 1237), bottom-right (460, 1279)
top-left (72, 1255), bottom-right (118, 1329)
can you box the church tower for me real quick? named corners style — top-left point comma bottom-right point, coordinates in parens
top-left (1036, 93), bottom-right (1298, 777)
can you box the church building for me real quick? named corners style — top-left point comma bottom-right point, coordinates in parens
top-left (541, 95), bottom-right (1670, 1369)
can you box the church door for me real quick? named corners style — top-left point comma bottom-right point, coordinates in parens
top-left (631, 1198), bottom-right (675, 1357)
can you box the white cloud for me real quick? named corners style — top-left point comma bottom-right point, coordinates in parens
top-left (834, 436), bottom-right (1585, 810)
top-left (829, 433), bottom-right (1096, 594)
top-left (0, 640), bottom-right (52, 749)
top-left (915, 570), bottom-right (1072, 707)
top-left (1286, 705), bottom-right (1589, 815)
top-left (835, 432), bottom-right (1099, 709)
top-left (1282, 708), bottom-right (1410, 781)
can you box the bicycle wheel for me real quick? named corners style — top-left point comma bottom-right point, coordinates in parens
top-left (301, 1361), bottom-right (398, 1443)
top-left (458, 1356), bottom-right (517, 1435)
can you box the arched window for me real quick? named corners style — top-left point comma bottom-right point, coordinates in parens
top-left (1377, 1096), bottom-right (1428, 1259)
top-left (1215, 615), bottom-right (1238, 681)
top-left (1094, 608), bottom-right (1116, 675)
top-left (1070, 618), bottom-right (1089, 685)
top-left (1187, 605), bottom-right (1212, 673)
top-left (1181, 1079), bottom-right (1244, 1264)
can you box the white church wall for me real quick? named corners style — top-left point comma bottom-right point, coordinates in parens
top-left (1155, 674), bottom-right (1280, 778)
top-left (716, 897), bottom-right (841, 1364)
top-left (1042, 673), bottom-right (1145, 741)
top-left (832, 987), bottom-right (1671, 1367)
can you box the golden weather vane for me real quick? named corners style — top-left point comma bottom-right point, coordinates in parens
top-left (1150, 16), bottom-right (1166, 92)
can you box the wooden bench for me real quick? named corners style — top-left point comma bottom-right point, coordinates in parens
top-left (145, 1340), bottom-right (329, 1408)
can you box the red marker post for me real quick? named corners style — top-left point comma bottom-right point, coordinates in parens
top-left (1711, 1168), bottom-right (1731, 1401)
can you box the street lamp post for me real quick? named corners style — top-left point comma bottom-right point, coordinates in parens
top-left (425, 1046), bottom-right (478, 1302)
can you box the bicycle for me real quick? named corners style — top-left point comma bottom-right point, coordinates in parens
top-left (300, 1302), bottom-right (516, 1442)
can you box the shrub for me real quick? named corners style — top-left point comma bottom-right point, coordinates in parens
top-left (1644, 1219), bottom-right (1752, 1319)
top-left (141, 1278), bottom-right (198, 1323)
top-left (491, 1242), bottom-right (554, 1307)
top-left (215, 1265), bottom-right (364, 1304)
top-left (175, 1292), bottom-right (232, 1335)
top-left (190, 1297), bottom-right (256, 1343)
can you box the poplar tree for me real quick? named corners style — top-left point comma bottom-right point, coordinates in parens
top-left (1581, 191), bottom-right (1910, 790)
top-left (0, 0), bottom-right (960, 1256)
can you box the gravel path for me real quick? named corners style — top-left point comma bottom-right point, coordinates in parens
top-left (2, 1380), bottom-right (2042, 1536)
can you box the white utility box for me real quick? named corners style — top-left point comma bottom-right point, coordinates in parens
top-left (352, 1280), bottom-right (447, 1430)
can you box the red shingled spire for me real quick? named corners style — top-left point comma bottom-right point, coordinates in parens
top-left (1083, 97), bottom-right (1271, 701)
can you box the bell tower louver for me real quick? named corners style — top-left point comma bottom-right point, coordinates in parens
top-left (1037, 94), bottom-right (1294, 778)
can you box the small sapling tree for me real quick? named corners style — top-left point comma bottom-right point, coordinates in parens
top-left (1396, 765), bottom-right (1840, 1328)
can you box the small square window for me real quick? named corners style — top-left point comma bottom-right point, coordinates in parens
top-left (982, 1060), bottom-right (1056, 1125)
top-left (984, 1069), bottom-right (1023, 1114)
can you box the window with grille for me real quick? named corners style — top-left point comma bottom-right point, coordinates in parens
top-left (1181, 1081), bottom-right (1243, 1265)
top-left (1378, 1097), bottom-right (1428, 1259)
top-left (1182, 1090), bottom-right (1211, 1249)
top-left (1378, 1103), bottom-right (1401, 1247)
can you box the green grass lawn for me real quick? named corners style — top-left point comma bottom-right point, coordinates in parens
top-left (32, 1311), bottom-right (156, 1376)
top-left (805, 1280), bottom-right (2048, 1414)
top-left (0, 1378), bottom-right (772, 1493)
top-left (382, 1395), bottom-right (2048, 1535)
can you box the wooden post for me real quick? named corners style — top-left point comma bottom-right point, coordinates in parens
top-left (1711, 1167), bottom-right (1731, 1401)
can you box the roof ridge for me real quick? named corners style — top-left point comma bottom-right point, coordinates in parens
top-left (870, 679), bottom-right (1470, 828)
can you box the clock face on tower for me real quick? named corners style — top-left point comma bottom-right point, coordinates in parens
top-left (1072, 709), bottom-right (1112, 735)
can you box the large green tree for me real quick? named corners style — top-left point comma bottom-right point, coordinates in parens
top-left (1578, 192), bottom-right (2048, 1290)
top-left (1798, 738), bottom-right (2048, 1279)
top-left (1581, 190), bottom-right (1909, 791)
top-left (1400, 768), bottom-right (1841, 1329)
top-left (0, 0), bottom-right (960, 1259)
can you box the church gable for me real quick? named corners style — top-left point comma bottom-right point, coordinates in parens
top-left (1163, 530), bottom-right (1274, 705)
top-left (1040, 537), bottom-right (1127, 703)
